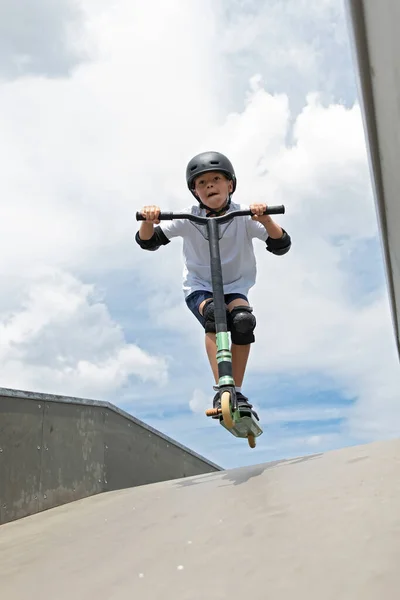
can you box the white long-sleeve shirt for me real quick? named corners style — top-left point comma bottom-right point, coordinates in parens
top-left (157, 201), bottom-right (269, 298)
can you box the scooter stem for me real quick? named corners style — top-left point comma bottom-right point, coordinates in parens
top-left (207, 218), bottom-right (235, 388)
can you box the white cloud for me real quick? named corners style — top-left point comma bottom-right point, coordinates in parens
top-left (0, 0), bottom-right (224, 400)
top-left (158, 81), bottom-right (400, 443)
top-left (262, 406), bottom-right (346, 425)
top-left (0, 0), bottom-right (86, 79)
top-left (0, 0), bottom-right (226, 277)
top-left (305, 435), bottom-right (323, 447)
top-left (189, 389), bottom-right (212, 415)
top-left (0, 268), bottom-right (168, 397)
top-left (1, 0), bottom-right (399, 465)
top-left (217, 0), bottom-right (355, 111)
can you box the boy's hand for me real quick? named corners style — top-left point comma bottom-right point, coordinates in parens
top-left (250, 203), bottom-right (269, 222)
top-left (250, 202), bottom-right (283, 238)
top-left (140, 205), bottom-right (161, 224)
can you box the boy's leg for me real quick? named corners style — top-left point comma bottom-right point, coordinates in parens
top-left (226, 298), bottom-right (251, 388)
top-left (198, 294), bottom-right (259, 419)
top-left (198, 298), bottom-right (219, 384)
top-left (226, 296), bottom-right (259, 420)
top-left (205, 334), bottom-right (219, 384)
top-left (185, 292), bottom-right (219, 385)
top-left (199, 296), bottom-right (252, 388)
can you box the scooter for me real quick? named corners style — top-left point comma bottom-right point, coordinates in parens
top-left (136, 204), bottom-right (285, 448)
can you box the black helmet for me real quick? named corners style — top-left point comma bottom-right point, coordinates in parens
top-left (186, 151), bottom-right (237, 195)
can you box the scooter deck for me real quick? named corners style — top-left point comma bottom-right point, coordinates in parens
top-left (205, 396), bottom-right (263, 447)
top-left (220, 410), bottom-right (263, 439)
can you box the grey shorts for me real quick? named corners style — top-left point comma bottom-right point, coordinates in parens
top-left (185, 290), bottom-right (248, 328)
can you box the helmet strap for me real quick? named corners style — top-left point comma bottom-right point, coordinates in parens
top-left (199, 194), bottom-right (232, 217)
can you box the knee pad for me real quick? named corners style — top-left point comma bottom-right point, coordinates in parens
top-left (229, 305), bottom-right (256, 345)
top-left (202, 299), bottom-right (216, 333)
top-left (202, 299), bottom-right (230, 334)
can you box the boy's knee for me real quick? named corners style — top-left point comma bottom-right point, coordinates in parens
top-left (202, 299), bottom-right (216, 333)
top-left (229, 305), bottom-right (256, 345)
top-left (202, 299), bottom-right (231, 334)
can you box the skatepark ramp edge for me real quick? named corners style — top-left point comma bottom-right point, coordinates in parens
top-left (0, 386), bottom-right (222, 525)
top-left (1, 436), bottom-right (400, 599)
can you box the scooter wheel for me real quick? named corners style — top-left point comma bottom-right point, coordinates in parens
top-left (221, 390), bottom-right (234, 429)
top-left (247, 434), bottom-right (256, 449)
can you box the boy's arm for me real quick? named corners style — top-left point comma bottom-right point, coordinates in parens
top-left (260, 216), bottom-right (291, 255)
top-left (138, 221), bottom-right (157, 241)
top-left (135, 222), bottom-right (170, 251)
top-left (247, 204), bottom-right (292, 256)
top-left (260, 215), bottom-right (284, 239)
top-left (135, 205), bottom-right (186, 251)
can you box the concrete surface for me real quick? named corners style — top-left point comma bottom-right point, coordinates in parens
top-left (345, 0), bottom-right (400, 358)
top-left (1, 437), bottom-right (400, 599)
top-left (0, 387), bottom-right (221, 524)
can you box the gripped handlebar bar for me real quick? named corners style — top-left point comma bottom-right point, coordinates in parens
top-left (135, 205), bottom-right (285, 226)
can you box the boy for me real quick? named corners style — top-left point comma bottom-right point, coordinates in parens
top-left (136, 151), bottom-right (291, 418)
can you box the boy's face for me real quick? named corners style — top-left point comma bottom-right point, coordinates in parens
top-left (193, 171), bottom-right (233, 210)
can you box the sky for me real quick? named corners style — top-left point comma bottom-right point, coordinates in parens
top-left (1, 0), bottom-right (399, 470)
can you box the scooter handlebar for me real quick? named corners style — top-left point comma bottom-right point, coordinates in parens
top-left (135, 204), bottom-right (285, 223)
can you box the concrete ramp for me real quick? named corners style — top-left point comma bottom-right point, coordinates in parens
top-left (1, 438), bottom-right (400, 599)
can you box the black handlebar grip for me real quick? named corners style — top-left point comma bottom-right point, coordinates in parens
top-left (265, 205), bottom-right (285, 215)
top-left (136, 212), bottom-right (175, 220)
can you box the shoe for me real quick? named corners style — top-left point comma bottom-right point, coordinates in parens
top-left (212, 389), bottom-right (259, 421)
top-left (236, 392), bottom-right (259, 421)
top-left (212, 391), bottom-right (222, 419)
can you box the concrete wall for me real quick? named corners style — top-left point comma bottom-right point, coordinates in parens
top-left (345, 0), bottom-right (400, 359)
top-left (0, 387), bottom-right (221, 525)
